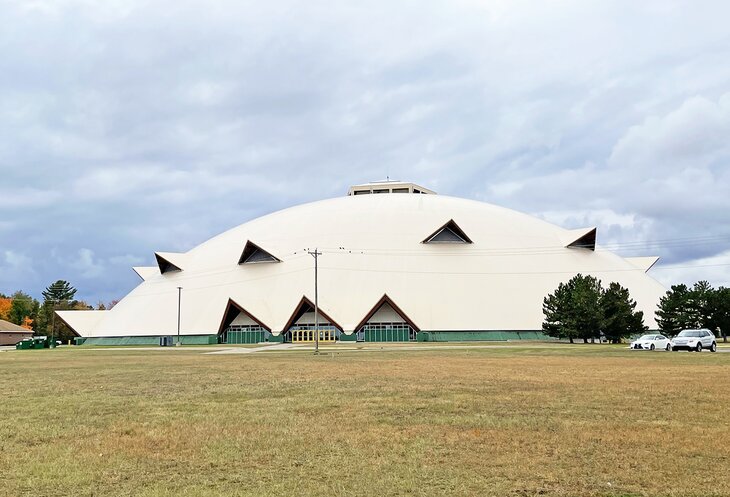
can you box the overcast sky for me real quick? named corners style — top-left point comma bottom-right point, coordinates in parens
top-left (1, 0), bottom-right (729, 304)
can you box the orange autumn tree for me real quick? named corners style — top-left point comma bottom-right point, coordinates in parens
top-left (21, 316), bottom-right (33, 330)
top-left (0, 298), bottom-right (11, 321)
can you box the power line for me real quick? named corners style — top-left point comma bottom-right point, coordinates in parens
top-left (312, 261), bottom-right (730, 277)
top-left (4, 259), bottom-right (730, 302)
top-left (3, 234), bottom-right (729, 300)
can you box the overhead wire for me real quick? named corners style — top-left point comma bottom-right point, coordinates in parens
top-left (3, 234), bottom-right (728, 301)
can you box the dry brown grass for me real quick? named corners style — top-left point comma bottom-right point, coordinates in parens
top-left (0, 346), bottom-right (728, 497)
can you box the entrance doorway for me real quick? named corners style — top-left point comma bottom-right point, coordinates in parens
top-left (290, 328), bottom-right (337, 343)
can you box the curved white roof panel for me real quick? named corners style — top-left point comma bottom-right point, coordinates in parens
top-left (61, 192), bottom-right (666, 337)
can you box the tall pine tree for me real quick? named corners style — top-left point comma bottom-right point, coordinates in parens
top-left (543, 274), bottom-right (603, 343)
top-left (38, 280), bottom-right (78, 340)
top-left (656, 284), bottom-right (699, 336)
top-left (600, 282), bottom-right (646, 343)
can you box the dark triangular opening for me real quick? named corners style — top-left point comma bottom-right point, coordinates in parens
top-left (354, 294), bottom-right (420, 332)
top-left (567, 228), bottom-right (596, 251)
top-left (281, 297), bottom-right (343, 333)
top-left (422, 219), bottom-right (473, 244)
top-left (155, 253), bottom-right (182, 274)
top-left (238, 241), bottom-right (281, 264)
top-left (217, 299), bottom-right (270, 334)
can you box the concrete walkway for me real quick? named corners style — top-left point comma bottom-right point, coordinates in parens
top-left (205, 343), bottom-right (300, 355)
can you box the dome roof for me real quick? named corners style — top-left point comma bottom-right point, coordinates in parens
top-left (59, 192), bottom-right (666, 337)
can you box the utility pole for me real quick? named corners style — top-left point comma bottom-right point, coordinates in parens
top-left (176, 287), bottom-right (182, 346)
top-left (308, 248), bottom-right (322, 354)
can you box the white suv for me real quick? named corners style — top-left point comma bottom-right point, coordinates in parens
top-left (671, 329), bottom-right (717, 352)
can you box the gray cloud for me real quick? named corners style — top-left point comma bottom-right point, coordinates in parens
top-left (1, 0), bottom-right (729, 302)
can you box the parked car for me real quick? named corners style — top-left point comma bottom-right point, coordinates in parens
top-left (630, 334), bottom-right (671, 351)
top-left (671, 329), bottom-right (717, 352)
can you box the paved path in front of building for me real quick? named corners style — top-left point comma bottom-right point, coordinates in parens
top-left (204, 343), bottom-right (300, 355)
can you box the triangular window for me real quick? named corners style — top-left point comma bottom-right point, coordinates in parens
top-left (282, 297), bottom-right (342, 333)
top-left (155, 252), bottom-right (183, 274)
top-left (217, 299), bottom-right (270, 334)
top-left (238, 241), bottom-right (281, 264)
top-left (566, 228), bottom-right (596, 251)
top-left (422, 220), bottom-right (472, 244)
top-left (354, 294), bottom-right (420, 332)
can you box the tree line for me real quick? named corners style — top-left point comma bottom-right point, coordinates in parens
top-left (543, 275), bottom-right (730, 343)
top-left (0, 280), bottom-right (117, 342)
top-left (656, 281), bottom-right (730, 342)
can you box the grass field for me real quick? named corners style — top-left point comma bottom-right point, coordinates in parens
top-left (1, 344), bottom-right (728, 497)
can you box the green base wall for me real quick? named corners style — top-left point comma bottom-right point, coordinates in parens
top-left (78, 331), bottom-right (549, 346)
top-left (418, 331), bottom-right (548, 342)
top-left (364, 327), bottom-right (411, 342)
top-left (225, 330), bottom-right (264, 344)
top-left (81, 335), bottom-right (217, 346)
top-left (339, 330), bottom-right (547, 342)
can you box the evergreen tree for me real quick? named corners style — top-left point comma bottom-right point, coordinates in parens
top-left (688, 280), bottom-right (714, 330)
top-left (656, 284), bottom-right (696, 337)
top-left (543, 274), bottom-right (603, 343)
top-left (38, 280), bottom-right (78, 340)
top-left (571, 274), bottom-right (604, 343)
top-left (708, 287), bottom-right (730, 342)
top-left (543, 280), bottom-right (574, 342)
top-left (42, 280), bottom-right (77, 302)
top-left (600, 282), bottom-right (647, 343)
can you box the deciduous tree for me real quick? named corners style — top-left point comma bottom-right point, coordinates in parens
top-left (0, 297), bottom-right (11, 321)
top-left (7, 291), bottom-right (39, 329)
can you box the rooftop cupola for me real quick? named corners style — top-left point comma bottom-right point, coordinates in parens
top-left (347, 180), bottom-right (436, 196)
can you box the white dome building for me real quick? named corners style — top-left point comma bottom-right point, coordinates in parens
top-left (58, 182), bottom-right (665, 345)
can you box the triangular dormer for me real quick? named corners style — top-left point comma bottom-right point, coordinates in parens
top-left (281, 296), bottom-right (342, 333)
top-left (238, 241), bottom-right (281, 264)
top-left (354, 294), bottom-right (420, 332)
top-left (422, 219), bottom-right (473, 244)
top-left (564, 227), bottom-right (596, 251)
top-left (155, 252), bottom-right (184, 274)
top-left (217, 299), bottom-right (270, 334)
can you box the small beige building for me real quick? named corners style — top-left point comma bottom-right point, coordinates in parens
top-left (0, 319), bottom-right (33, 345)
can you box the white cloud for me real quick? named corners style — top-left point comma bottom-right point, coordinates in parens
top-left (1, 0), bottom-right (729, 300)
top-left (3, 250), bottom-right (32, 269)
top-left (108, 254), bottom-right (145, 265)
top-left (652, 249), bottom-right (730, 289)
top-left (609, 94), bottom-right (730, 171)
top-left (0, 250), bottom-right (36, 293)
top-left (68, 248), bottom-right (104, 279)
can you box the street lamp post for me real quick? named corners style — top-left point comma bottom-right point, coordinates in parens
top-left (50, 301), bottom-right (56, 348)
top-left (176, 287), bottom-right (182, 346)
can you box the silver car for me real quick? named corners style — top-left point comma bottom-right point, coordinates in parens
top-left (671, 329), bottom-right (717, 352)
top-left (630, 334), bottom-right (671, 351)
